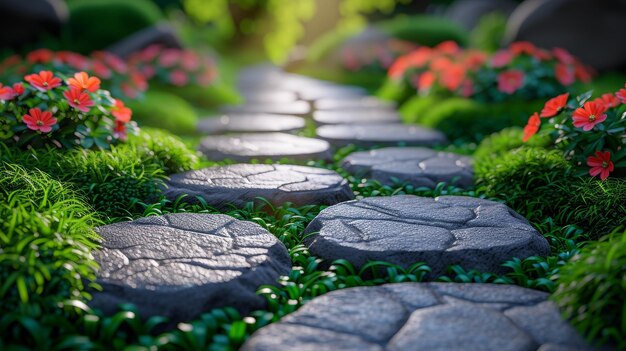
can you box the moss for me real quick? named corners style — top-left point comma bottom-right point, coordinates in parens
top-left (553, 229), bottom-right (626, 349)
top-left (128, 127), bottom-right (199, 174)
top-left (474, 127), bottom-right (551, 163)
top-left (127, 91), bottom-right (198, 135)
top-left (64, 0), bottom-right (162, 53)
top-left (378, 15), bottom-right (468, 47)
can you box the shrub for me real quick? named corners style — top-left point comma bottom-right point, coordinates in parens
top-left (64, 0), bottom-right (162, 54)
top-left (474, 127), bottom-right (551, 163)
top-left (152, 83), bottom-right (241, 109)
top-left (127, 127), bottom-right (199, 174)
top-left (378, 15), bottom-right (468, 47)
top-left (469, 12), bottom-right (507, 53)
top-left (553, 229), bottom-right (626, 349)
top-left (0, 163), bottom-right (100, 315)
top-left (126, 91), bottom-right (198, 135)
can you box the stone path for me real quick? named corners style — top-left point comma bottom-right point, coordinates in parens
top-left (241, 283), bottom-right (592, 351)
top-left (220, 100), bottom-right (311, 116)
top-left (304, 195), bottom-right (549, 276)
top-left (240, 90), bottom-right (298, 104)
top-left (342, 147), bottom-right (473, 188)
top-left (197, 114), bottom-right (305, 134)
top-left (317, 123), bottom-right (448, 148)
top-left (91, 213), bottom-right (291, 322)
top-left (314, 97), bottom-right (395, 111)
top-left (164, 164), bottom-right (354, 209)
top-left (198, 132), bottom-right (332, 162)
top-left (312, 110), bottom-right (401, 125)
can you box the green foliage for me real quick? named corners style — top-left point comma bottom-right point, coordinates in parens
top-left (553, 229), bottom-right (626, 348)
top-left (475, 147), bottom-right (573, 223)
top-left (474, 127), bottom-right (551, 163)
top-left (376, 77), bottom-right (415, 103)
top-left (399, 94), bottom-right (441, 120)
top-left (0, 163), bottom-right (100, 316)
top-left (152, 83), bottom-right (242, 109)
top-left (127, 128), bottom-right (199, 174)
top-left (64, 0), bottom-right (163, 54)
top-left (306, 27), bottom-right (360, 63)
top-left (469, 12), bottom-right (507, 52)
top-left (127, 91), bottom-right (198, 135)
top-left (378, 15), bottom-right (468, 47)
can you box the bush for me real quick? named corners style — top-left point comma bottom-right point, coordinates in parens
top-left (128, 127), bottom-right (199, 174)
top-left (152, 83), bottom-right (241, 109)
top-left (0, 164), bottom-right (100, 315)
top-left (126, 91), bottom-right (198, 135)
top-left (64, 0), bottom-right (162, 54)
top-left (378, 15), bottom-right (468, 47)
top-left (553, 229), bottom-right (626, 349)
top-left (474, 127), bottom-right (551, 163)
top-left (377, 77), bottom-right (415, 103)
top-left (469, 12), bottom-right (507, 53)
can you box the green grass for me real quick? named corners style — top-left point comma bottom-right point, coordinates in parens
top-left (127, 91), bottom-right (199, 135)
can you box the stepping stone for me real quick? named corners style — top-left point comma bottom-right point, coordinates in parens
top-left (240, 91), bottom-right (299, 104)
top-left (312, 110), bottom-right (401, 125)
top-left (197, 114), bottom-right (306, 134)
top-left (91, 213), bottom-right (291, 322)
top-left (316, 123), bottom-right (447, 148)
top-left (298, 85), bottom-right (367, 101)
top-left (220, 101), bottom-right (311, 116)
top-left (164, 164), bottom-right (354, 209)
top-left (304, 195), bottom-right (549, 276)
top-left (341, 147), bottom-right (473, 188)
top-left (241, 283), bottom-right (592, 351)
top-left (198, 132), bottom-right (332, 162)
top-left (314, 97), bottom-right (395, 111)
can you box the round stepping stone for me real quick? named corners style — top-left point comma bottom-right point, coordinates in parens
top-left (241, 91), bottom-right (298, 104)
top-left (315, 97), bottom-right (395, 111)
top-left (312, 110), bottom-right (401, 125)
top-left (316, 123), bottom-right (448, 148)
top-left (241, 283), bottom-right (591, 351)
top-left (164, 164), bottom-right (354, 209)
top-left (90, 213), bottom-right (291, 322)
top-left (197, 114), bottom-right (306, 134)
top-left (298, 85), bottom-right (367, 101)
top-left (304, 195), bottom-right (549, 276)
top-left (198, 133), bottom-right (332, 162)
top-left (220, 101), bottom-right (311, 116)
top-left (342, 147), bottom-right (473, 188)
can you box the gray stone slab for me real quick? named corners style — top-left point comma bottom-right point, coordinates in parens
top-left (220, 101), bottom-right (311, 116)
top-left (164, 164), bottom-right (354, 209)
top-left (316, 123), bottom-right (447, 148)
top-left (91, 213), bottom-right (290, 322)
top-left (341, 147), bottom-right (473, 188)
top-left (198, 132), bottom-right (332, 162)
top-left (242, 283), bottom-right (592, 351)
top-left (314, 97), bottom-right (396, 111)
top-left (298, 85), bottom-right (367, 101)
top-left (312, 110), bottom-right (401, 125)
top-left (240, 91), bottom-right (299, 104)
top-left (303, 195), bottom-right (549, 276)
top-left (197, 114), bottom-right (305, 134)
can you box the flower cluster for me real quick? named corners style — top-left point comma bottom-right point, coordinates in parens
top-left (522, 87), bottom-right (626, 180)
top-left (339, 39), bottom-right (417, 72)
top-left (128, 45), bottom-right (218, 87)
top-left (0, 70), bottom-right (136, 149)
top-left (388, 41), bottom-right (593, 102)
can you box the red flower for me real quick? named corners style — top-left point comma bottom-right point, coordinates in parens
top-left (572, 101), bottom-right (607, 131)
top-left (491, 50), bottom-right (513, 68)
top-left (587, 151), bottom-right (614, 180)
top-left (552, 47), bottom-right (575, 64)
top-left (63, 86), bottom-right (94, 113)
top-left (12, 83), bottom-right (24, 96)
top-left (22, 108), bottom-right (57, 133)
top-left (522, 113), bottom-right (541, 142)
top-left (441, 64), bottom-right (466, 91)
top-left (594, 93), bottom-right (620, 109)
top-left (181, 51), bottom-right (200, 71)
top-left (111, 99), bottom-right (132, 123)
top-left (26, 49), bottom-right (53, 64)
top-left (24, 71), bottom-right (62, 92)
top-left (497, 70), bottom-right (525, 94)
top-left (510, 41), bottom-right (537, 56)
top-left (92, 61), bottom-right (112, 79)
top-left (67, 72), bottom-right (101, 92)
top-left (388, 56), bottom-right (409, 79)
top-left (114, 120), bottom-right (127, 140)
top-left (169, 70), bottom-right (188, 86)
top-left (540, 93), bottom-right (569, 117)
top-left (0, 82), bottom-right (25, 100)
top-left (159, 49), bottom-right (181, 67)
top-left (616, 84), bottom-right (626, 104)
top-left (460, 80), bottom-right (474, 97)
top-left (555, 63), bottom-right (575, 86)
top-left (417, 71), bottom-right (436, 91)
top-left (434, 41), bottom-right (459, 55)
top-left (575, 64), bottom-right (593, 83)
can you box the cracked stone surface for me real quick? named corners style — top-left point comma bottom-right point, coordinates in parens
top-left (90, 213), bottom-right (291, 322)
top-left (197, 114), bottom-right (306, 134)
top-left (312, 110), bottom-right (401, 125)
top-left (315, 97), bottom-right (395, 111)
top-left (220, 101), bottom-right (311, 116)
top-left (342, 147), bottom-right (473, 188)
top-left (241, 283), bottom-right (592, 351)
top-left (304, 195), bottom-right (550, 276)
top-left (164, 164), bottom-right (354, 209)
top-left (198, 132), bottom-right (332, 162)
top-left (316, 123), bottom-right (448, 148)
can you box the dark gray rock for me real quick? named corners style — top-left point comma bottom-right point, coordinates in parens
top-left (504, 0), bottom-right (626, 71)
top-left (164, 164), bottom-right (354, 209)
top-left (198, 132), bottom-right (332, 162)
top-left (312, 110), bottom-right (401, 125)
top-left (197, 114), bottom-right (305, 134)
top-left (316, 123), bottom-right (447, 148)
top-left (314, 97), bottom-right (396, 111)
top-left (107, 24), bottom-right (182, 58)
top-left (0, 0), bottom-right (67, 47)
top-left (304, 195), bottom-right (550, 276)
top-left (341, 147), bottom-right (473, 188)
top-left (220, 101), bottom-right (311, 116)
top-left (91, 213), bottom-right (291, 322)
top-left (242, 283), bottom-right (592, 351)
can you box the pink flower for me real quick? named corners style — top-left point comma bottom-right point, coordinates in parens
top-left (0, 83), bottom-right (16, 100)
top-left (555, 63), bottom-right (575, 86)
top-left (169, 70), bottom-right (188, 86)
top-left (24, 71), bottom-right (62, 92)
top-left (616, 84), bottom-right (626, 104)
top-left (159, 49), bottom-right (181, 67)
top-left (587, 151), bottom-right (614, 180)
top-left (593, 93), bottom-right (620, 109)
top-left (63, 86), bottom-right (94, 113)
top-left (552, 47), bottom-right (575, 65)
top-left (497, 70), bottom-right (525, 94)
top-left (22, 108), bottom-right (57, 132)
top-left (572, 101), bottom-right (607, 131)
top-left (491, 50), bottom-right (513, 68)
